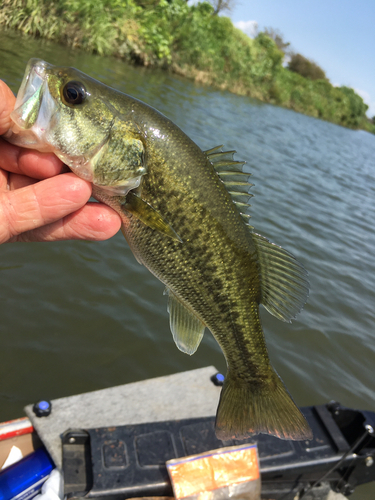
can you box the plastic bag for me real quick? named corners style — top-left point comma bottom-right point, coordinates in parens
top-left (33, 469), bottom-right (64, 500)
top-left (166, 444), bottom-right (261, 500)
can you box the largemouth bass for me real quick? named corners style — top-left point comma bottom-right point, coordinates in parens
top-left (5, 59), bottom-right (312, 441)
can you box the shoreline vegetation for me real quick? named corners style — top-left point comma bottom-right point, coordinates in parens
top-left (1, 0), bottom-right (374, 134)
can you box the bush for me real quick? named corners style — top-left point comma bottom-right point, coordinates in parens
top-left (338, 86), bottom-right (369, 128)
top-left (288, 53), bottom-right (327, 81)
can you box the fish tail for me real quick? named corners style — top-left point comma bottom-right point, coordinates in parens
top-left (215, 368), bottom-right (312, 441)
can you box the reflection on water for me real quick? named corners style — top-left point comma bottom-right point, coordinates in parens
top-left (1, 29), bottom-right (375, 499)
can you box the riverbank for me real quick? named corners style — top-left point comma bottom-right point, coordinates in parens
top-left (1, 0), bottom-right (374, 134)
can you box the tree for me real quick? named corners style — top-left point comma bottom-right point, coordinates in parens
top-left (288, 53), bottom-right (327, 81)
top-left (209, 0), bottom-right (237, 15)
top-left (263, 27), bottom-right (290, 55)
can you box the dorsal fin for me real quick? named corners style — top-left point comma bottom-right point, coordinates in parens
top-left (205, 146), bottom-right (308, 323)
top-left (253, 233), bottom-right (309, 322)
top-left (205, 145), bottom-right (253, 227)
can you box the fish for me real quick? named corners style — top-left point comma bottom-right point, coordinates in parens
top-left (5, 58), bottom-right (312, 441)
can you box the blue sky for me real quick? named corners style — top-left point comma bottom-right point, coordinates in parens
top-left (192, 1), bottom-right (375, 117)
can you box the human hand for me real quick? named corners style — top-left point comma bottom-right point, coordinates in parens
top-left (0, 80), bottom-right (121, 243)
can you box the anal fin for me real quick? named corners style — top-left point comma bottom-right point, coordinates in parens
top-left (165, 288), bottom-right (205, 355)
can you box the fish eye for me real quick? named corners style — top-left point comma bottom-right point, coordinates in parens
top-left (62, 81), bottom-right (86, 106)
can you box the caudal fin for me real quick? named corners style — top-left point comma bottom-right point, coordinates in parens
top-left (215, 369), bottom-right (312, 441)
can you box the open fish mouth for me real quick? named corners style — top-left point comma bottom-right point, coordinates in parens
top-left (5, 59), bottom-right (57, 152)
top-left (5, 58), bottom-right (144, 189)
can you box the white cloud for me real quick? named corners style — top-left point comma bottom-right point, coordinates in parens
top-left (234, 20), bottom-right (258, 39)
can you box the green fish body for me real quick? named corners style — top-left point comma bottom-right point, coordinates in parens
top-left (6, 59), bottom-right (312, 441)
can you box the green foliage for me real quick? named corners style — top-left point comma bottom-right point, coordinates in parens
top-left (0, 0), bottom-right (371, 133)
top-left (252, 33), bottom-right (283, 79)
top-left (0, 0), bottom-right (140, 55)
top-left (0, 0), bottom-right (60, 39)
top-left (288, 53), bottom-right (327, 81)
top-left (269, 69), bottom-right (370, 130)
top-left (338, 86), bottom-right (369, 127)
top-left (136, 0), bottom-right (190, 65)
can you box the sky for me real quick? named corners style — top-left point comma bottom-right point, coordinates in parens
top-left (195, 0), bottom-right (375, 117)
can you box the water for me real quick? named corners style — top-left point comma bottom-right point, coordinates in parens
top-left (1, 30), bottom-right (375, 497)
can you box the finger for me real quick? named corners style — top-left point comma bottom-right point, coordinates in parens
top-left (0, 172), bottom-right (92, 244)
top-left (0, 138), bottom-right (63, 179)
top-left (10, 203), bottom-right (122, 242)
top-left (0, 80), bottom-right (16, 135)
top-left (8, 172), bottom-right (38, 190)
top-left (0, 168), bottom-right (8, 191)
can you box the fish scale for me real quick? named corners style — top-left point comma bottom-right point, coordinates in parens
top-left (5, 58), bottom-right (312, 442)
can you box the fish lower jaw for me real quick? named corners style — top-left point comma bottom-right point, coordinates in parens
top-left (55, 153), bottom-right (95, 182)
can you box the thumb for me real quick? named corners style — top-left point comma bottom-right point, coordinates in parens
top-left (0, 80), bottom-right (16, 136)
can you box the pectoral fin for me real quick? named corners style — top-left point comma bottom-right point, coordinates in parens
top-left (165, 288), bottom-right (205, 355)
top-left (123, 192), bottom-right (182, 243)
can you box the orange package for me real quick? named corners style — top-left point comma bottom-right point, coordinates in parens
top-left (166, 444), bottom-right (261, 500)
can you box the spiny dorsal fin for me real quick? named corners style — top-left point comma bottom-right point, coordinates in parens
top-left (205, 145), bottom-right (246, 173)
top-left (205, 146), bottom-right (253, 227)
top-left (253, 233), bottom-right (309, 322)
top-left (164, 288), bottom-right (205, 355)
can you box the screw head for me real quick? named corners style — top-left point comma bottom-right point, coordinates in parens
top-left (33, 400), bottom-right (52, 417)
top-left (211, 373), bottom-right (225, 386)
top-left (365, 456), bottom-right (374, 467)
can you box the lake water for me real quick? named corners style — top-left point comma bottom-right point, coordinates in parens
top-left (1, 30), bottom-right (375, 498)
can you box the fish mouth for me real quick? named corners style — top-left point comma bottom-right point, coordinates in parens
top-left (5, 59), bottom-right (57, 152)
